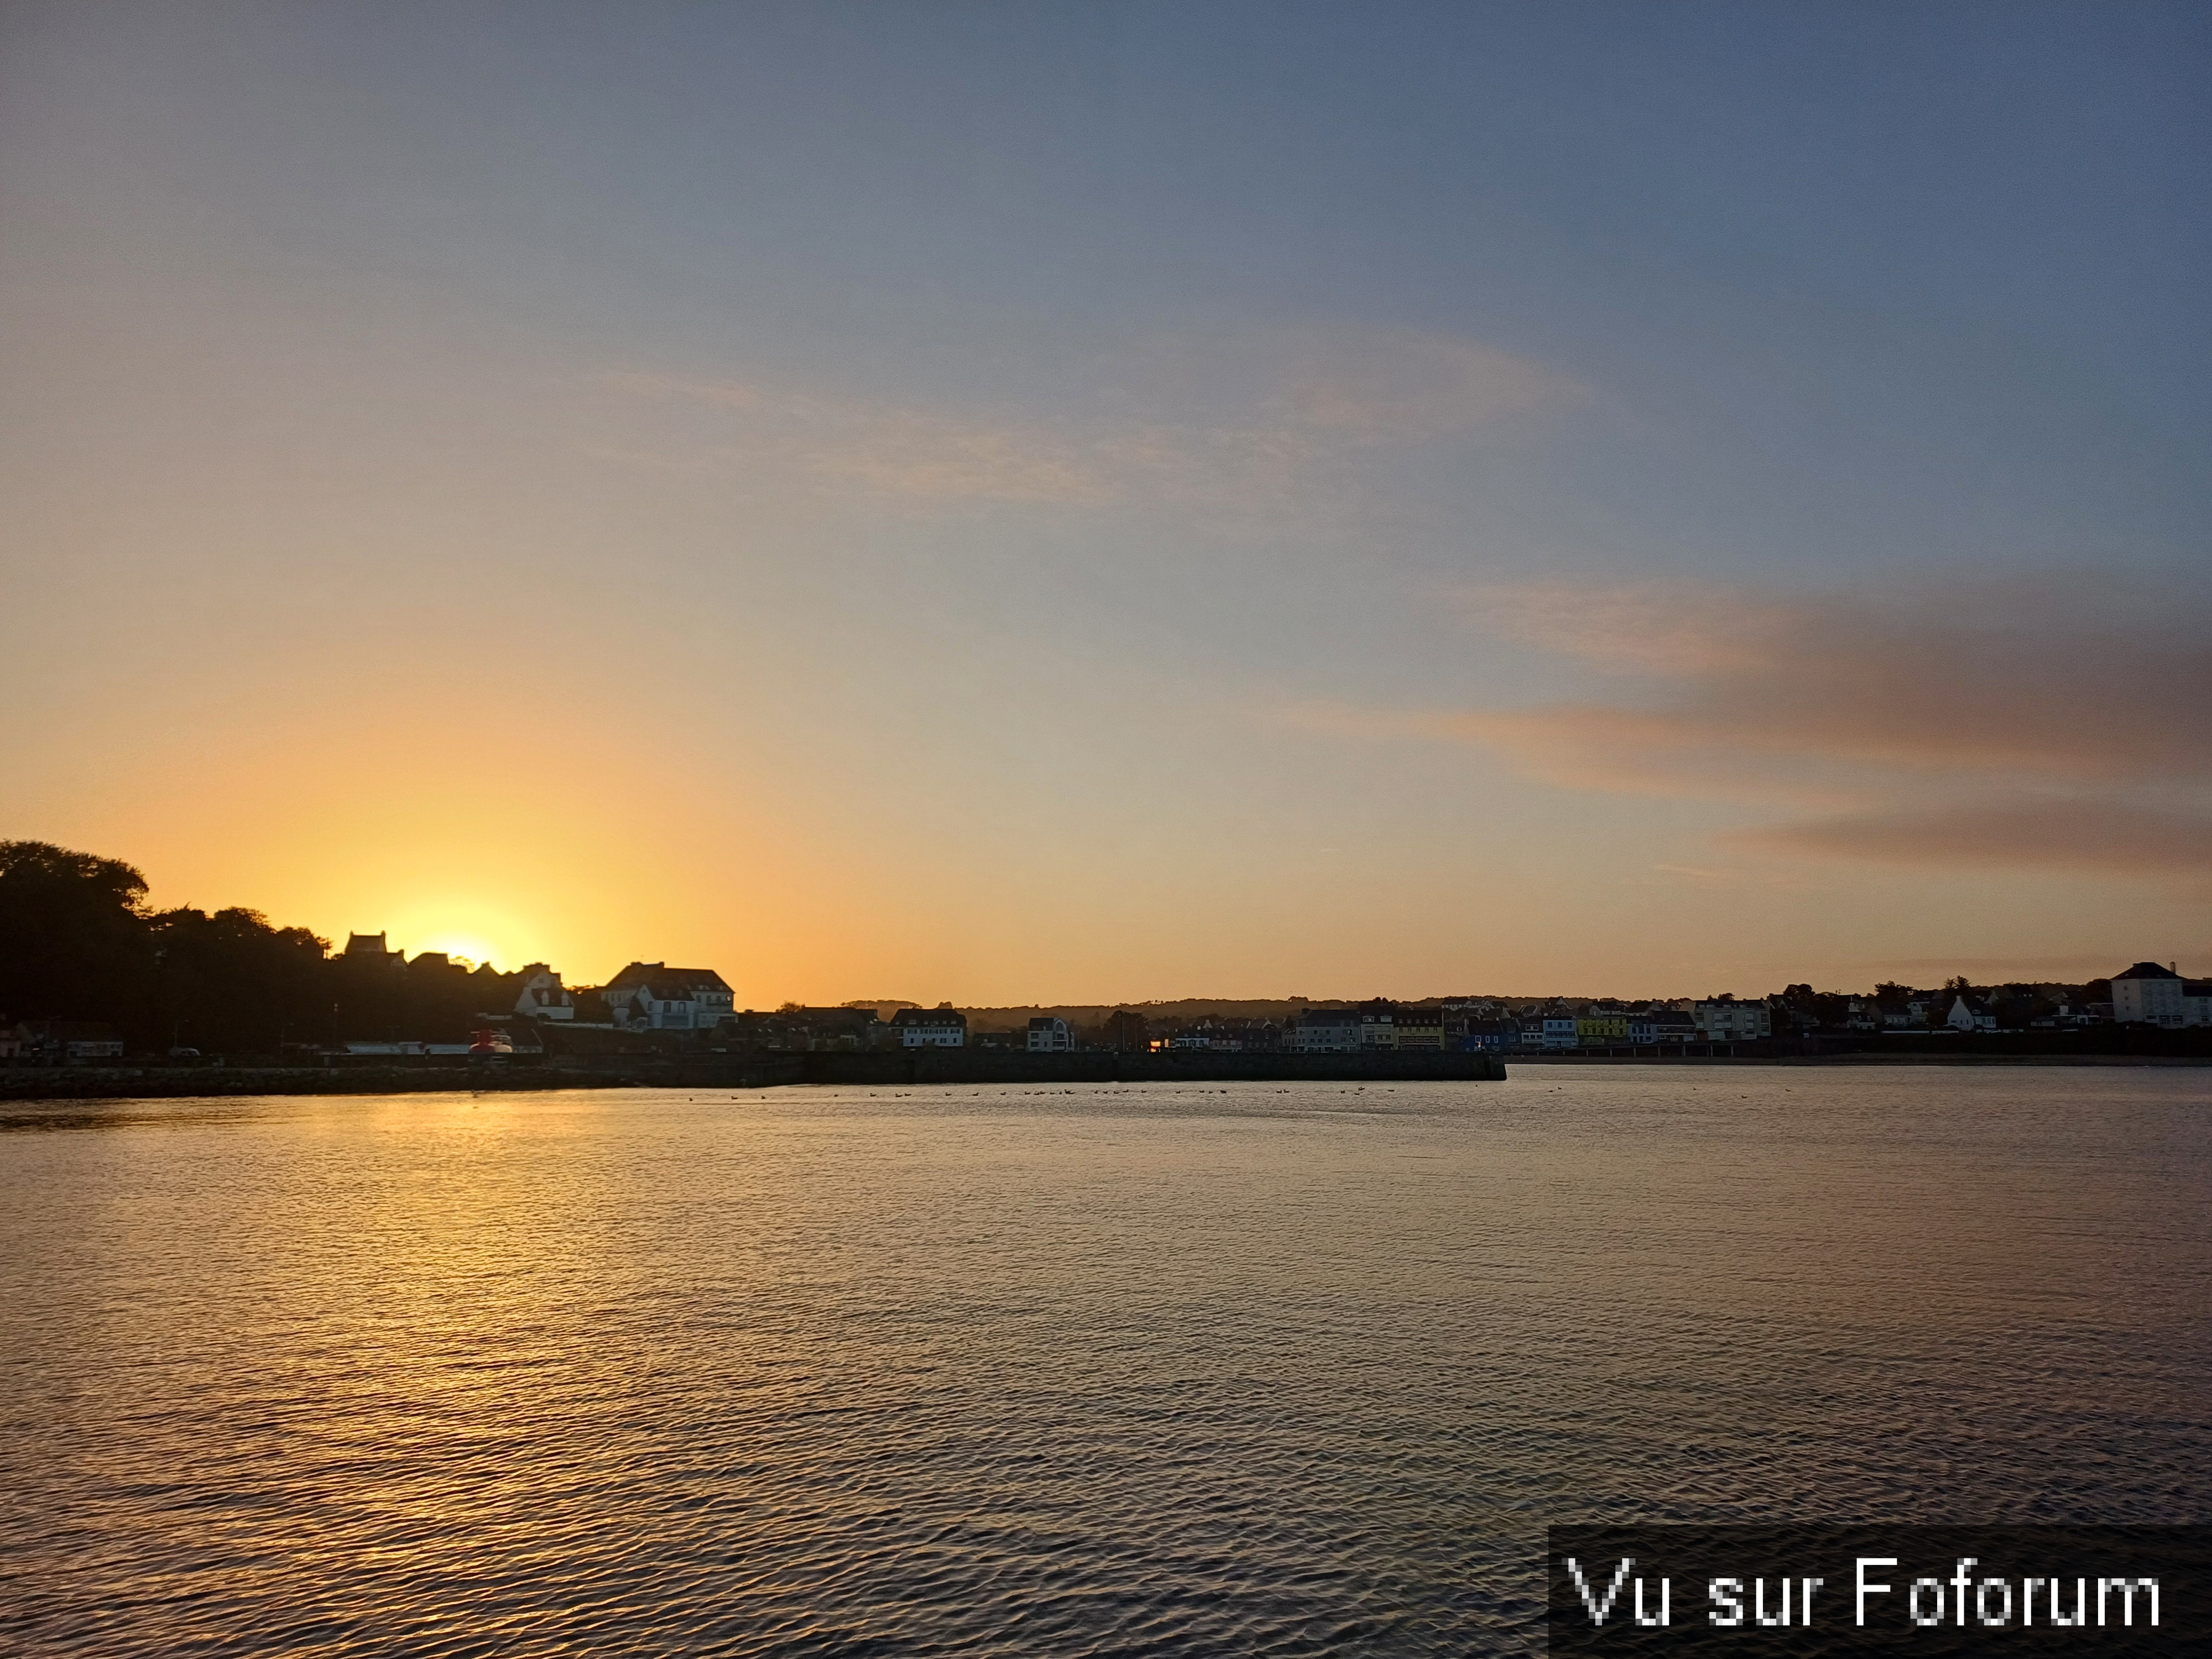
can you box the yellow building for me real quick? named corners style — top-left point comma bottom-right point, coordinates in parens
top-left (1576, 1015), bottom-right (1629, 1045)
top-left (1393, 1008), bottom-right (1444, 1050)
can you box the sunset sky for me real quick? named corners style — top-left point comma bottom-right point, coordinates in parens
top-left (4, 2), bottom-right (2208, 1003)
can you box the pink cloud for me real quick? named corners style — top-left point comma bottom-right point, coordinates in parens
top-left (1324, 578), bottom-right (2212, 883)
top-left (1730, 797), bottom-right (2212, 875)
top-left (1459, 580), bottom-right (2211, 784)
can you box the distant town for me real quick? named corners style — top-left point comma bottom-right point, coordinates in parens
top-left (2, 841), bottom-right (2206, 1066)
top-left (286, 940), bottom-right (2209, 1063)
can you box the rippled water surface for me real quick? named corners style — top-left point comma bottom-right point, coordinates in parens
top-left (3, 1069), bottom-right (2208, 1655)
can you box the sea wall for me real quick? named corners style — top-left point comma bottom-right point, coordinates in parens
top-left (793, 1048), bottom-right (1507, 1086)
top-left (0, 1048), bottom-right (1506, 1102)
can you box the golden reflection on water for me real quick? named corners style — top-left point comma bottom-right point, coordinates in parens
top-left (2, 1071), bottom-right (2208, 1655)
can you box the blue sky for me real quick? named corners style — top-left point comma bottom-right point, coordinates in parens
top-left (4, 2), bottom-right (2207, 997)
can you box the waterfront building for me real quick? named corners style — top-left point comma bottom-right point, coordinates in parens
top-left (1693, 998), bottom-right (1772, 1041)
top-left (2111, 962), bottom-right (2208, 1027)
top-left (891, 1007), bottom-right (968, 1047)
top-left (1162, 1018), bottom-right (1277, 1052)
top-left (1944, 995), bottom-right (1997, 1033)
top-left (1289, 1008), bottom-right (1360, 1053)
top-left (604, 963), bottom-right (736, 1031)
top-left (802, 1007), bottom-right (880, 1049)
top-left (729, 1006), bottom-right (885, 1050)
top-left (1358, 999), bottom-right (1399, 1048)
top-left (513, 965), bottom-right (575, 1021)
top-left (1235, 1019), bottom-right (1284, 1052)
top-left (1026, 1016), bottom-right (1075, 1052)
top-left (1457, 1020), bottom-right (1516, 1052)
top-left (1392, 1007), bottom-right (1444, 1050)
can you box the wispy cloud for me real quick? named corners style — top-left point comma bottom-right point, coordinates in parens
top-left (1275, 698), bottom-right (1856, 805)
top-left (1459, 579), bottom-right (2210, 784)
top-left (596, 325), bottom-right (1583, 514)
top-left (1733, 797), bottom-right (2212, 875)
top-left (603, 371), bottom-right (1119, 506)
top-left (1316, 577), bottom-right (2212, 884)
top-left (1649, 862), bottom-right (1820, 892)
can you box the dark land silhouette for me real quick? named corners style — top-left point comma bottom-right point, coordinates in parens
top-left (0, 841), bottom-right (521, 1054)
top-left (4, 841), bottom-right (2197, 1072)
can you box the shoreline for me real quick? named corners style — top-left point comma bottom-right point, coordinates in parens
top-left (0, 1047), bottom-right (1507, 1102)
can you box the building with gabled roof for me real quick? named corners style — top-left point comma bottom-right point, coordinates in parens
top-left (513, 965), bottom-right (575, 1022)
top-left (2112, 961), bottom-right (2203, 1027)
top-left (1026, 1015), bottom-right (1074, 1052)
top-left (890, 1006), bottom-right (966, 1047)
top-left (603, 962), bottom-right (734, 1031)
top-left (1944, 994), bottom-right (1997, 1033)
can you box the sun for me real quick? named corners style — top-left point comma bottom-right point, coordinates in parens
top-left (377, 898), bottom-right (549, 976)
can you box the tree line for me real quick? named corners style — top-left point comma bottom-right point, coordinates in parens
top-left (0, 841), bottom-right (521, 1055)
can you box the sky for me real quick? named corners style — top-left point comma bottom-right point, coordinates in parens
top-left (3, 1), bottom-right (2208, 1002)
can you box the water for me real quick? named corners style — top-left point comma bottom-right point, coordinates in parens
top-left (2, 1068), bottom-right (2207, 1655)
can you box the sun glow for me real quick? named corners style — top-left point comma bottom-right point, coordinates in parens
top-left (414, 933), bottom-right (500, 970)
top-left (378, 898), bottom-right (549, 973)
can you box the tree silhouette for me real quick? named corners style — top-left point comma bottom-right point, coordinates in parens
top-left (0, 840), bottom-right (153, 1028)
top-left (1101, 1010), bottom-right (1150, 1051)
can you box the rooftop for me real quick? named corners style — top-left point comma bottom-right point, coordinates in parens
top-left (607, 962), bottom-right (732, 993)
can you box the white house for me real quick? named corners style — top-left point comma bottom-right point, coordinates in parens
top-left (891, 1007), bottom-right (967, 1047)
top-left (1026, 1016), bottom-right (1074, 1052)
top-left (513, 965), bottom-right (575, 1022)
top-left (603, 963), bottom-right (735, 1031)
top-left (2111, 962), bottom-right (2204, 1027)
top-left (1945, 995), bottom-right (1997, 1033)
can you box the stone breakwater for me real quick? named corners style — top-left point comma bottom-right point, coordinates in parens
top-left (0, 1047), bottom-right (1506, 1102)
